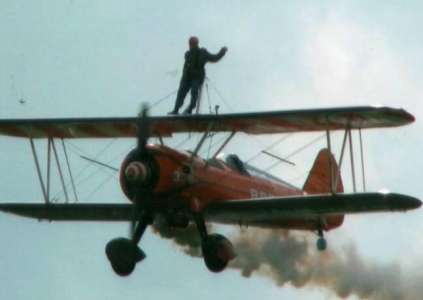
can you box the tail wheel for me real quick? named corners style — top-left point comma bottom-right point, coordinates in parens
top-left (105, 237), bottom-right (146, 276)
top-left (317, 237), bottom-right (327, 251)
top-left (202, 234), bottom-right (235, 273)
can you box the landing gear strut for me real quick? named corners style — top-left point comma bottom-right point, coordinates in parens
top-left (105, 212), bottom-right (151, 276)
top-left (193, 213), bottom-right (235, 272)
top-left (316, 228), bottom-right (327, 251)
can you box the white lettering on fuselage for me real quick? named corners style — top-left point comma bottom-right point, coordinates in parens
top-left (250, 188), bottom-right (273, 198)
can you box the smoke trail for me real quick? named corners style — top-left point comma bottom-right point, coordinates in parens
top-left (230, 229), bottom-right (405, 300)
top-left (152, 221), bottom-right (205, 257)
top-left (153, 223), bottom-right (421, 299)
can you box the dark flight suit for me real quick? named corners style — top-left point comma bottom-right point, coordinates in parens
top-left (171, 47), bottom-right (226, 114)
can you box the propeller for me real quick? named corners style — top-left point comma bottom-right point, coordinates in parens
top-left (129, 103), bottom-right (152, 239)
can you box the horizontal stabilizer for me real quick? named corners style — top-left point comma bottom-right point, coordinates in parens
top-left (0, 106), bottom-right (414, 139)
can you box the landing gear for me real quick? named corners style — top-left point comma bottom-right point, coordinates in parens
top-left (202, 233), bottom-right (235, 272)
top-left (316, 228), bottom-right (327, 251)
top-left (105, 213), bottom-right (150, 276)
top-left (105, 238), bottom-right (145, 276)
top-left (193, 213), bottom-right (235, 273)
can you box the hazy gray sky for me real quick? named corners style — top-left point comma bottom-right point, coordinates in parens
top-left (1, 1), bottom-right (423, 299)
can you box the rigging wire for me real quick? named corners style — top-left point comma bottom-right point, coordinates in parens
top-left (246, 134), bottom-right (292, 163)
top-left (206, 78), bottom-right (235, 112)
top-left (172, 135), bottom-right (192, 150)
top-left (264, 133), bottom-right (326, 172)
top-left (49, 87), bottom-right (191, 201)
top-left (85, 172), bottom-right (117, 201)
top-left (67, 143), bottom-right (137, 201)
top-left (149, 89), bottom-right (178, 108)
top-left (51, 139), bottom-right (119, 201)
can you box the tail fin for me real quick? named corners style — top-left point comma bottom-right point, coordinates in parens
top-left (303, 148), bottom-right (343, 194)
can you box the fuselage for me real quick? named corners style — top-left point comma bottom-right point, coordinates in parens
top-left (119, 144), bottom-right (343, 231)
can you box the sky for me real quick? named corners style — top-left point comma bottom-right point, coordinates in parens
top-left (0, 1), bottom-right (423, 299)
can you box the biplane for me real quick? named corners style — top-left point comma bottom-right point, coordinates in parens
top-left (0, 106), bottom-right (420, 276)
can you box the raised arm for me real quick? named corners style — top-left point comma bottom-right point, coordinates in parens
top-left (204, 47), bottom-right (228, 63)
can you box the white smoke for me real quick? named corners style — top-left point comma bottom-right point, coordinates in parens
top-left (153, 224), bottom-right (422, 300)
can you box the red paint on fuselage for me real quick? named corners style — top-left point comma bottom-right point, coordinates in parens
top-left (120, 144), bottom-right (343, 232)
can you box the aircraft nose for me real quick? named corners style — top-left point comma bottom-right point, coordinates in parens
top-left (125, 161), bottom-right (149, 183)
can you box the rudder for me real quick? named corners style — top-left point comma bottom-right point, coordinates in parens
top-left (303, 148), bottom-right (343, 194)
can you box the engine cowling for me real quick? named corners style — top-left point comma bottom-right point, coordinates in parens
top-left (119, 148), bottom-right (160, 201)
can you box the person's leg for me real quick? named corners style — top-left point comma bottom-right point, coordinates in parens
top-left (170, 79), bottom-right (190, 114)
top-left (184, 79), bottom-right (202, 114)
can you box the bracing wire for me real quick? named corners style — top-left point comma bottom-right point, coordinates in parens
top-left (51, 139), bottom-right (119, 201)
top-left (265, 134), bottom-right (326, 172)
top-left (206, 78), bottom-right (235, 112)
top-left (149, 89), bottom-right (178, 108)
top-left (246, 134), bottom-right (293, 163)
top-left (85, 172), bottom-right (117, 201)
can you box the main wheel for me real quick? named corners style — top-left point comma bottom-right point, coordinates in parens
top-left (105, 237), bottom-right (146, 276)
top-left (316, 237), bottom-right (327, 251)
top-left (202, 234), bottom-right (235, 273)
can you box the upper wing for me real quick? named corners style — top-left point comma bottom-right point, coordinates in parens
top-left (204, 192), bottom-right (421, 228)
top-left (0, 106), bottom-right (414, 139)
top-left (0, 193), bottom-right (419, 224)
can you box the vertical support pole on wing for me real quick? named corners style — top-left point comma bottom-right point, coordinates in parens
top-left (212, 131), bottom-right (236, 159)
top-left (334, 128), bottom-right (349, 191)
top-left (359, 128), bottom-right (366, 192)
top-left (191, 122), bottom-right (214, 160)
top-left (325, 129), bottom-right (335, 194)
top-left (158, 135), bottom-right (164, 146)
top-left (61, 138), bottom-right (79, 202)
top-left (348, 129), bottom-right (357, 192)
top-left (29, 138), bottom-right (49, 204)
top-left (51, 139), bottom-right (69, 203)
top-left (46, 138), bottom-right (52, 202)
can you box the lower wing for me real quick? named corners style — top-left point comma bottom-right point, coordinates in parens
top-left (0, 193), bottom-right (419, 227)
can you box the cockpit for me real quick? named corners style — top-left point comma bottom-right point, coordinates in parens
top-left (224, 154), bottom-right (250, 175)
top-left (207, 153), bottom-right (299, 189)
top-left (207, 153), bottom-right (250, 176)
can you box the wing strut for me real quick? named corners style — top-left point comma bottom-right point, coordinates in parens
top-left (334, 128), bottom-right (349, 190)
top-left (325, 129), bottom-right (335, 193)
top-left (61, 139), bottom-right (79, 202)
top-left (348, 129), bottom-right (357, 192)
top-left (212, 131), bottom-right (235, 159)
top-left (30, 138), bottom-right (49, 203)
top-left (191, 122), bottom-right (214, 161)
top-left (28, 137), bottom-right (79, 204)
top-left (327, 125), bottom-right (367, 194)
top-left (359, 129), bottom-right (366, 191)
top-left (51, 138), bottom-right (69, 202)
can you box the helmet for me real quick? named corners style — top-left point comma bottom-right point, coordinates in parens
top-left (189, 36), bottom-right (199, 48)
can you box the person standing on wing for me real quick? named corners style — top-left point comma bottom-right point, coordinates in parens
top-left (169, 36), bottom-right (227, 115)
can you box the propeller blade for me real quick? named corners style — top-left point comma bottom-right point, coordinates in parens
top-left (129, 196), bottom-right (141, 238)
top-left (137, 104), bottom-right (150, 154)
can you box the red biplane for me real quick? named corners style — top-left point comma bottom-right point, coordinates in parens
top-left (0, 106), bottom-right (420, 276)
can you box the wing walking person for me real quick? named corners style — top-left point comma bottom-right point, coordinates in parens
top-left (169, 36), bottom-right (227, 115)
